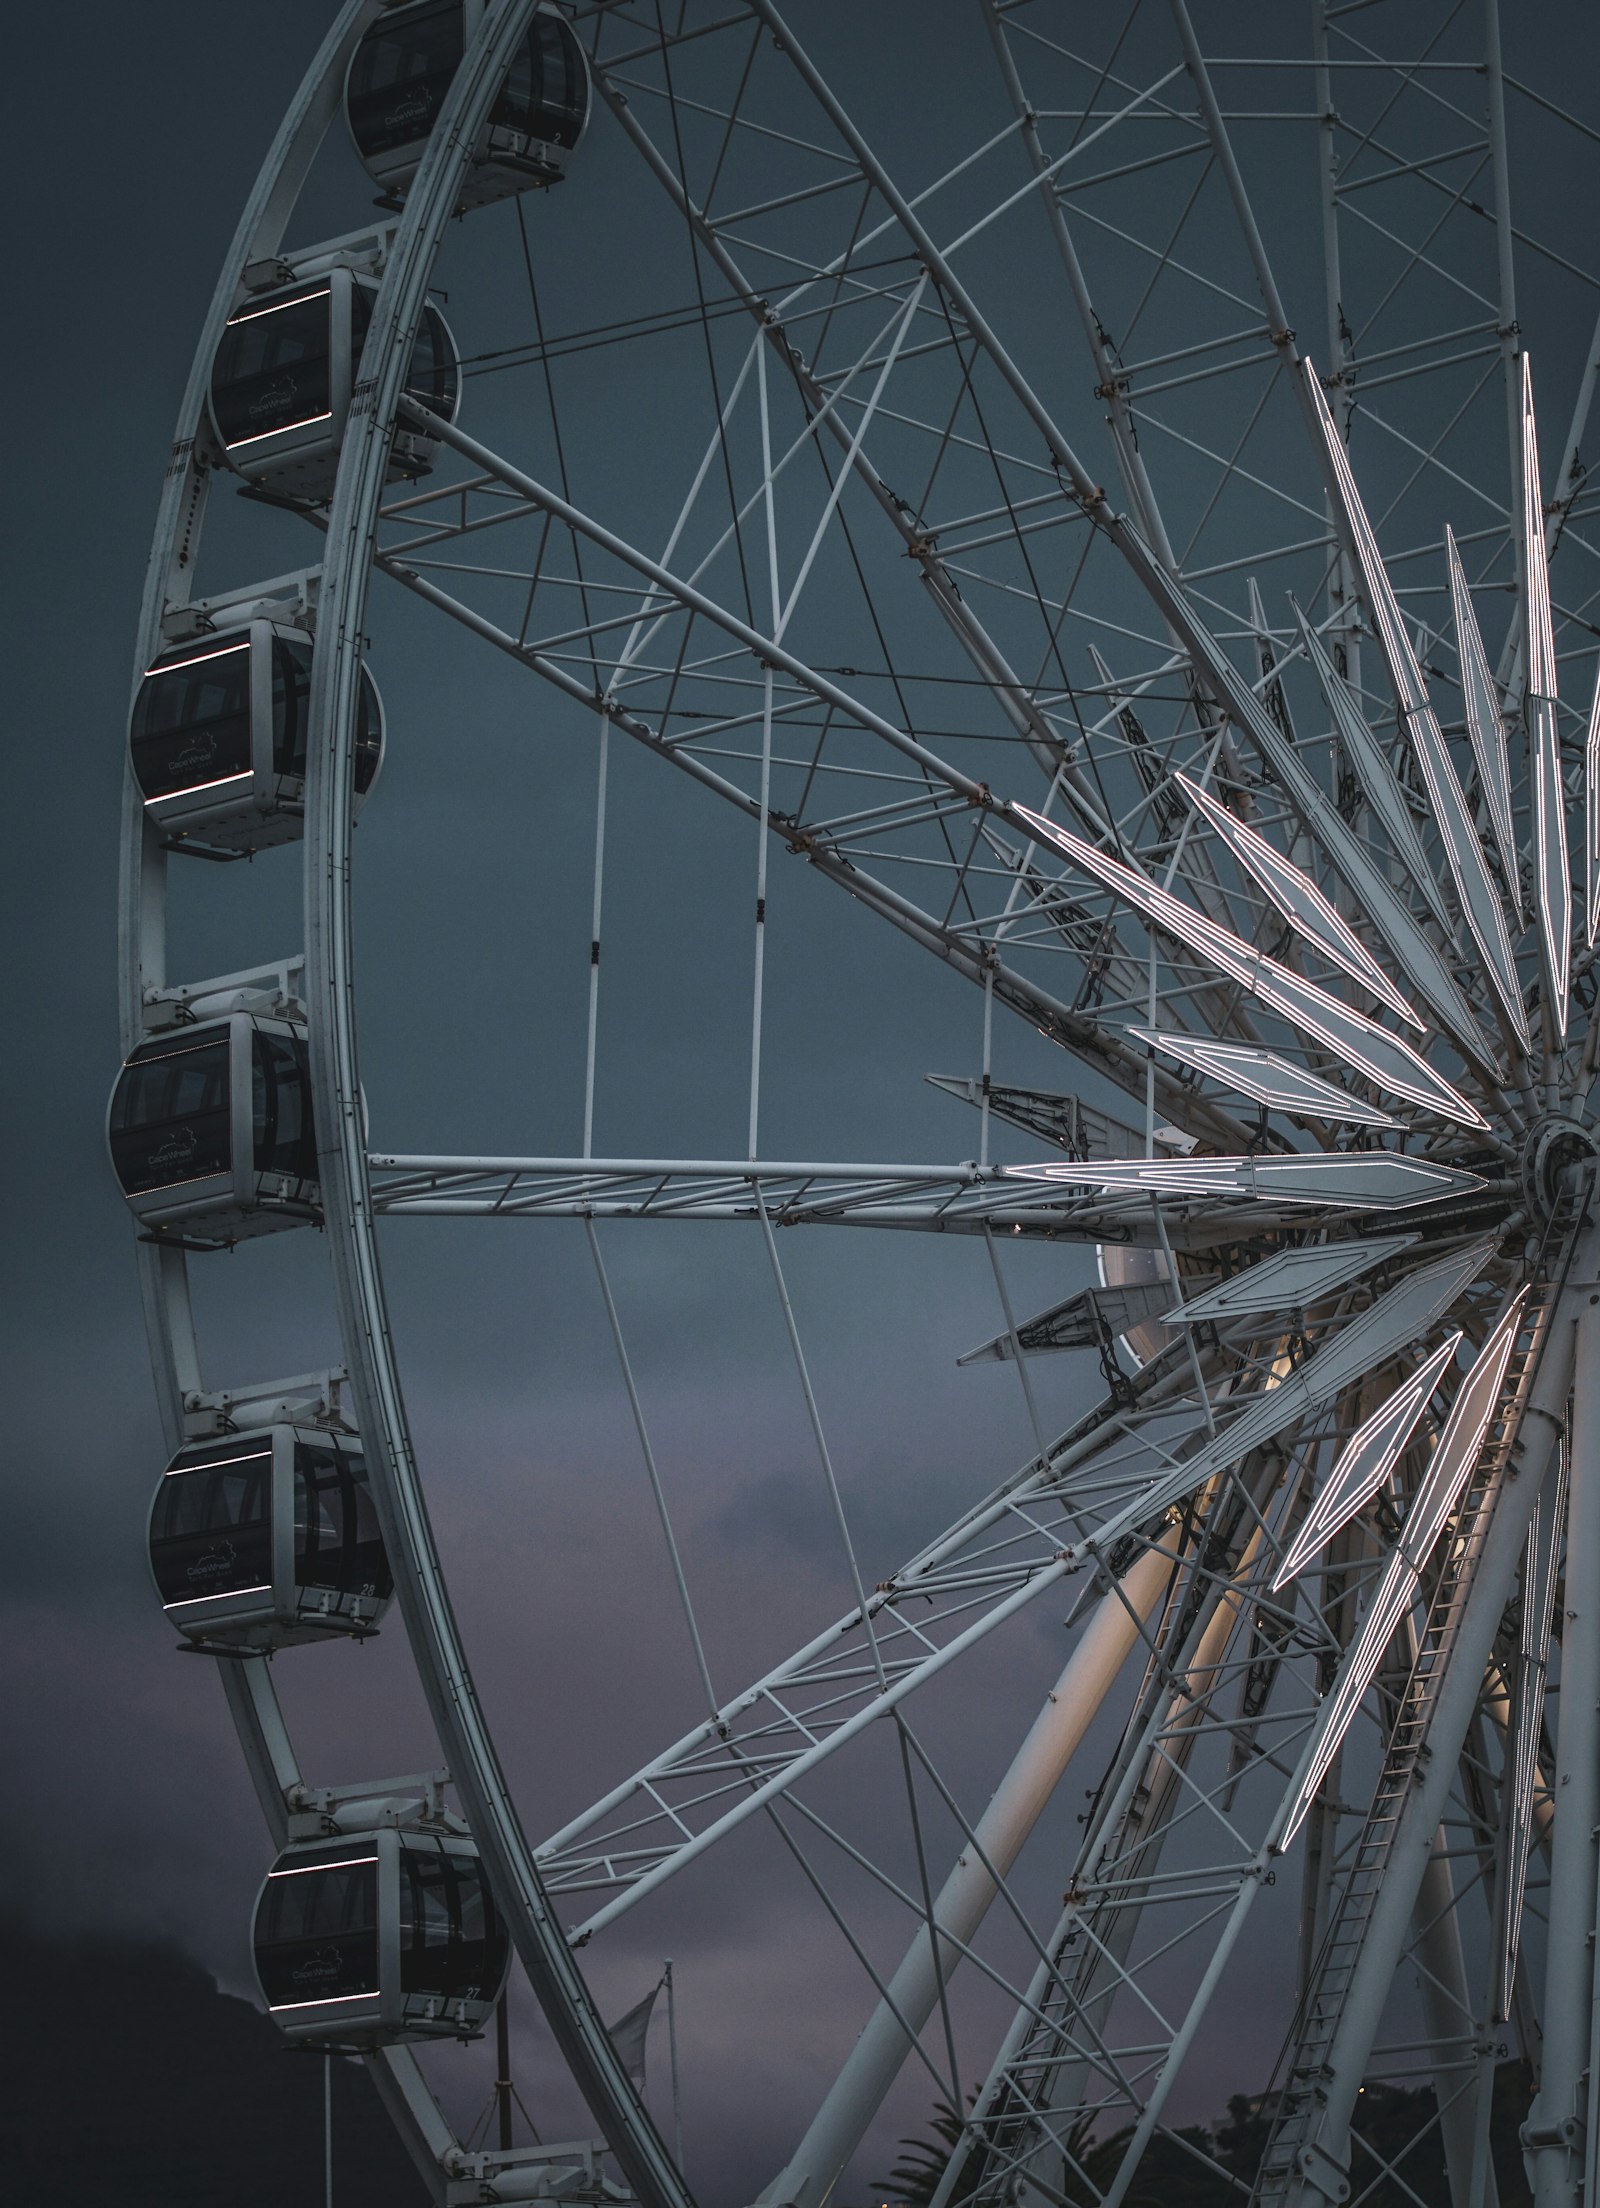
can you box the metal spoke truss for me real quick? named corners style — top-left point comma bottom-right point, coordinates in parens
top-left (118, 5), bottom-right (1600, 2207)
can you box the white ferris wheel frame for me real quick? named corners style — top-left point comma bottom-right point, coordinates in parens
top-left (119, 5), bottom-right (1600, 2206)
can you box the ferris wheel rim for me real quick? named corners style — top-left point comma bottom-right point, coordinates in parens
top-left (118, 6), bottom-right (1600, 2205)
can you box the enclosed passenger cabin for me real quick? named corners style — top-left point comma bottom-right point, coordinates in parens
top-left (108, 1013), bottom-right (319, 1244)
top-left (149, 1427), bottom-right (392, 1651)
top-left (130, 624), bottom-right (383, 854)
top-left (346, 0), bottom-right (589, 209)
top-left (209, 268), bottom-right (459, 497)
top-left (254, 1828), bottom-right (510, 2048)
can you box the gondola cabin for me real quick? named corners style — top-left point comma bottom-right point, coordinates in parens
top-left (130, 624), bottom-right (383, 854)
top-left (254, 1828), bottom-right (510, 2047)
top-left (108, 1014), bottom-right (319, 1244)
top-left (149, 1427), bottom-right (392, 1651)
top-left (346, 0), bottom-right (589, 209)
top-left (209, 268), bottom-right (459, 497)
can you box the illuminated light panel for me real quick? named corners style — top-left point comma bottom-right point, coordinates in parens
top-left (1010, 802), bottom-right (1490, 1129)
top-left (1280, 1289), bottom-right (1528, 1847)
top-left (1172, 770), bottom-right (1418, 1028)
top-left (267, 1856), bottom-right (379, 1877)
top-left (1520, 355), bottom-right (1572, 1033)
top-left (1446, 526), bottom-right (1520, 910)
top-left (1121, 551), bottom-right (1489, 1067)
top-left (1272, 1332), bottom-right (1462, 1590)
top-left (225, 409), bottom-right (336, 452)
top-left (164, 1450), bottom-right (272, 1474)
top-left (1300, 369), bottom-right (1528, 1049)
top-left (127, 1168), bottom-right (232, 1192)
top-left (1129, 1027), bottom-right (1399, 1128)
top-left (1166, 1236), bottom-right (1419, 1324)
top-left (144, 639), bottom-right (251, 678)
top-left (1085, 1242), bottom-right (1495, 1556)
top-left (165, 1585), bottom-right (273, 1608)
top-left (268, 1992), bottom-right (381, 2012)
top-left (145, 770), bottom-right (254, 804)
top-left (1293, 607), bottom-right (1456, 939)
top-left (1004, 1151), bottom-right (1485, 1209)
top-left (226, 286), bottom-right (332, 325)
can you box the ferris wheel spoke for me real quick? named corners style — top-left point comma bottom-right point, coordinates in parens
top-left (389, 393), bottom-right (1527, 1146)
top-left (522, 1233), bottom-right (1496, 1948)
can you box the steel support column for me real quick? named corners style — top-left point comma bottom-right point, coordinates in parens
top-left (761, 1544), bottom-right (1174, 2208)
top-left (1528, 1291), bottom-right (1600, 2204)
top-left (1413, 1828), bottom-right (1499, 2208)
top-left (1282, 1236), bottom-right (1590, 2205)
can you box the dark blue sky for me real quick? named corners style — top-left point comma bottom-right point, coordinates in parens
top-left (9, 5), bottom-right (1600, 2201)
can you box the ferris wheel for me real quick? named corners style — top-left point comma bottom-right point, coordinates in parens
top-left (116, 3), bottom-right (1600, 2204)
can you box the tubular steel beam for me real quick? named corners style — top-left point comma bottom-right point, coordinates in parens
top-left (300, 8), bottom-right (696, 2205)
top-left (759, 1546), bottom-right (1175, 2208)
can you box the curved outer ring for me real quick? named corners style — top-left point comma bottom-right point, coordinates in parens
top-left (120, 3), bottom-right (688, 2199)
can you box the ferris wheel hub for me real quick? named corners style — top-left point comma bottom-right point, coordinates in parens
top-left (1520, 1114), bottom-right (1598, 1221)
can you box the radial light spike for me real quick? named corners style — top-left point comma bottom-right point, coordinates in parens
top-left (1172, 769), bottom-right (1421, 1027)
top-left (1446, 525), bottom-right (1521, 913)
top-left (1004, 1151), bottom-right (1484, 1209)
top-left (1281, 1288), bottom-right (1528, 1847)
top-left (1092, 1241), bottom-right (1496, 1558)
top-left (1167, 1235), bottom-right (1419, 1325)
top-left (1170, 591), bottom-right (1498, 1076)
top-left (1300, 369), bottom-right (1529, 1051)
top-left (1587, 663), bottom-right (1600, 948)
top-left (1293, 606), bottom-right (1456, 937)
top-left (1013, 804), bottom-right (1491, 1129)
top-left (1129, 1028), bottom-right (1398, 1126)
top-left (1272, 1332), bottom-right (1462, 1590)
top-left (1519, 353), bottom-right (1572, 1034)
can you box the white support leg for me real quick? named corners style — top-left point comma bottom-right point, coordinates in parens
top-left (759, 1544), bottom-right (1174, 2208)
top-left (1529, 1293), bottom-right (1600, 2203)
top-left (1413, 1829), bottom-right (1499, 2208)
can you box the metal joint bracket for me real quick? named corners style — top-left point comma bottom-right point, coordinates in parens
top-left (1294, 2139), bottom-right (1352, 2202)
top-left (1521, 2115), bottom-right (1583, 2149)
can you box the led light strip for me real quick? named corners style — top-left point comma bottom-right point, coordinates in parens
top-left (225, 409), bottom-right (335, 452)
top-left (1520, 355), bottom-right (1572, 1033)
top-left (165, 1586), bottom-right (273, 1609)
top-left (1293, 606), bottom-right (1456, 940)
top-left (226, 285), bottom-right (332, 325)
top-left (268, 1991), bottom-right (381, 2012)
top-left (145, 639), bottom-right (251, 677)
top-left (1011, 801), bottom-right (1489, 1129)
top-left (1272, 1332), bottom-right (1462, 1590)
top-left (165, 1450), bottom-right (273, 1475)
top-left (267, 1856), bottom-right (379, 1877)
top-left (1280, 1290), bottom-right (1527, 1845)
top-left (145, 770), bottom-right (254, 804)
top-left (1172, 769), bottom-right (1419, 1027)
top-left (1447, 526), bottom-right (1520, 912)
top-left (1301, 368), bottom-right (1529, 1049)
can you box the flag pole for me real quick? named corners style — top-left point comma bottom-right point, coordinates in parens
top-left (664, 1960), bottom-right (684, 2173)
top-left (496, 1991), bottom-right (513, 2151)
